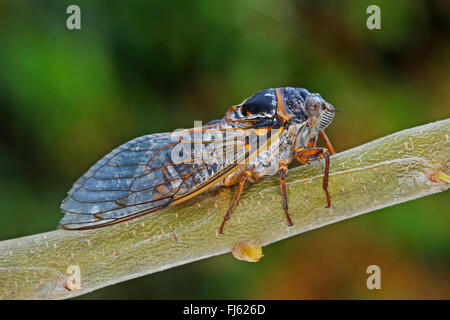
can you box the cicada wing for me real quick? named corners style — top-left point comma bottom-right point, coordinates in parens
top-left (59, 126), bottom-right (251, 229)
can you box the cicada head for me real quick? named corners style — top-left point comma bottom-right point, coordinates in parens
top-left (283, 87), bottom-right (335, 131)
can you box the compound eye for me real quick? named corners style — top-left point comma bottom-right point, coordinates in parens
top-left (306, 96), bottom-right (321, 116)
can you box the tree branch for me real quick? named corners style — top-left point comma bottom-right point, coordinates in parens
top-left (0, 119), bottom-right (449, 299)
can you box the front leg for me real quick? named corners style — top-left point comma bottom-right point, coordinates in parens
top-left (295, 147), bottom-right (331, 208)
top-left (319, 131), bottom-right (336, 155)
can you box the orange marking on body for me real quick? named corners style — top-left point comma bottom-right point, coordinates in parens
top-left (226, 105), bottom-right (238, 120)
top-left (275, 88), bottom-right (294, 121)
top-left (303, 149), bottom-right (321, 156)
top-left (253, 128), bottom-right (269, 136)
top-left (297, 156), bottom-right (308, 163)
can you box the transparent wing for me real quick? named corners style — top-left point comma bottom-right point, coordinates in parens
top-left (59, 125), bottom-right (254, 229)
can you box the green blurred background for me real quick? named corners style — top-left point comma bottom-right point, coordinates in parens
top-left (0, 0), bottom-right (449, 299)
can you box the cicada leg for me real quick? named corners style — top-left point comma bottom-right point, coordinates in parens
top-left (278, 160), bottom-right (294, 227)
top-left (295, 147), bottom-right (331, 208)
top-left (219, 170), bottom-right (251, 234)
top-left (319, 131), bottom-right (336, 155)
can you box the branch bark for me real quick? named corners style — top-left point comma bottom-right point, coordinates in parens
top-left (0, 119), bottom-right (449, 299)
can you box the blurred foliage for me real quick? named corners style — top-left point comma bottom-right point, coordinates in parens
top-left (0, 0), bottom-right (448, 299)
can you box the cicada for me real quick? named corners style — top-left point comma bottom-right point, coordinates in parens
top-left (60, 87), bottom-right (336, 233)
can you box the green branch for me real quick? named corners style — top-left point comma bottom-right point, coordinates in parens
top-left (0, 119), bottom-right (449, 299)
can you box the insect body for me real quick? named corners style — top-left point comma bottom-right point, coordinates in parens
top-left (60, 87), bottom-right (336, 233)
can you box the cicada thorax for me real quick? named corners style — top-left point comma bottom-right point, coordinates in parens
top-left (226, 89), bottom-right (277, 121)
top-left (225, 87), bottom-right (312, 127)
